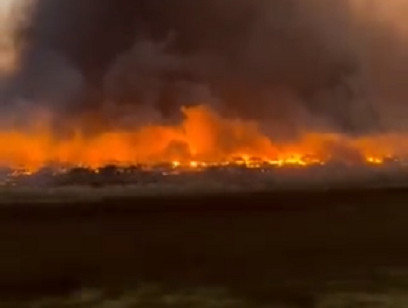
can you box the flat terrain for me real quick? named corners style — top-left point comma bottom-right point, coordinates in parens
top-left (2, 188), bottom-right (408, 307)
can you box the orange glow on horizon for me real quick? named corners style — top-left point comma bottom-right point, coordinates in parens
top-left (0, 105), bottom-right (407, 172)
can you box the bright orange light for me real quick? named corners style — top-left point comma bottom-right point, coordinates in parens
top-left (366, 156), bottom-right (384, 165)
top-left (172, 161), bottom-right (181, 168)
top-left (189, 161), bottom-right (199, 168)
top-left (0, 105), bottom-right (407, 172)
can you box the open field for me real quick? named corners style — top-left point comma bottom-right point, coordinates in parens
top-left (2, 188), bottom-right (408, 307)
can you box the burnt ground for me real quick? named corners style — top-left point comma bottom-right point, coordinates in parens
top-left (2, 187), bottom-right (408, 306)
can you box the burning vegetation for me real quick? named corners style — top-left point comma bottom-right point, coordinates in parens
top-left (2, 0), bottom-right (408, 184)
top-left (0, 104), bottom-right (406, 173)
top-left (0, 103), bottom-right (406, 191)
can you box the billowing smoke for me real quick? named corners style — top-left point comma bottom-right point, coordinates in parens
top-left (0, 0), bottom-right (25, 74)
top-left (2, 0), bottom-right (408, 138)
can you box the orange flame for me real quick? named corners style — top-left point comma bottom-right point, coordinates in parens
top-left (0, 105), bottom-right (407, 171)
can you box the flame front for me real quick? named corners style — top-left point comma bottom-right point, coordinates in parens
top-left (0, 105), bottom-right (407, 172)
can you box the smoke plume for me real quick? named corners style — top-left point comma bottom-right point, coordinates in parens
top-left (2, 0), bottom-right (408, 138)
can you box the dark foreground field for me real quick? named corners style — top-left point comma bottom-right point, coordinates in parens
top-left (2, 188), bottom-right (408, 307)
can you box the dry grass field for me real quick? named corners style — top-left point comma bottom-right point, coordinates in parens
top-left (0, 188), bottom-right (408, 306)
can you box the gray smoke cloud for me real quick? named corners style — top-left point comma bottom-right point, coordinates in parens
top-left (2, 0), bottom-right (408, 137)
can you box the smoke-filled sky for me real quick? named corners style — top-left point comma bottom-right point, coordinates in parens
top-left (1, 0), bottom-right (408, 139)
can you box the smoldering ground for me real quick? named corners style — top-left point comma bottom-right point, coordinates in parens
top-left (2, 0), bottom-right (408, 138)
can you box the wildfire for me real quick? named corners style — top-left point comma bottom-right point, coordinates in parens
top-left (0, 105), bottom-right (407, 172)
top-left (366, 156), bottom-right (384, 165)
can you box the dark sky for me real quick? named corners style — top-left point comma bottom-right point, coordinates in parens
top-left (2, 0), bottom-right (408, 137)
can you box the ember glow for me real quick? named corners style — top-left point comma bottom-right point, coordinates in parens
top-left (0, 105), bottom-right (407, 172)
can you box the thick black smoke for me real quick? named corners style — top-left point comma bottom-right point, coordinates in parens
top-left (2, 0), bottom-right (408, 137)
